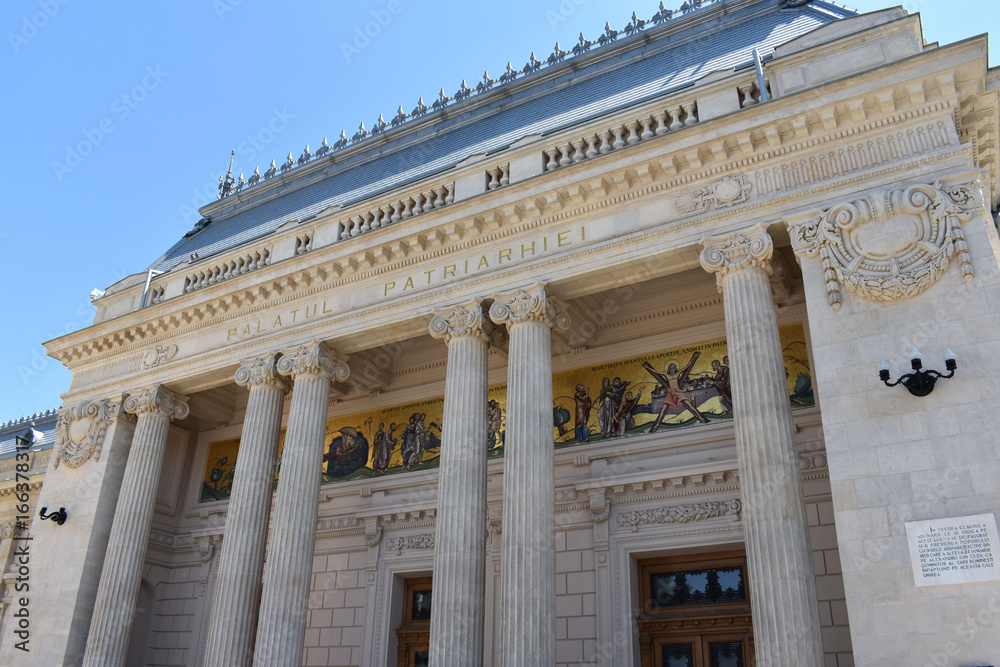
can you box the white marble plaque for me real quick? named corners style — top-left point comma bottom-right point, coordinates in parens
top-left (905, 513), bottom-right (1000, 587)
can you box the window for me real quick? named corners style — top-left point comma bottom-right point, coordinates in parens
top-left (395, 576), bottom-right (432, 667)
top-left (637, 550), bottom-right (754, 667)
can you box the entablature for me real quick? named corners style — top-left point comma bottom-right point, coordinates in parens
top-left (49, 39), bottom-right (996, 405)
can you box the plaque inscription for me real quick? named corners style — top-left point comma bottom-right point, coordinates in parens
top-left (905, 513), bottom-right (1000, 587)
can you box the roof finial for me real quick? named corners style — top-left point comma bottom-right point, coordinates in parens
top-left (217, 149), bottom-right (236, 199)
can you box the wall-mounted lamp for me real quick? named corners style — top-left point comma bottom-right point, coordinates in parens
top-left (878, 348), bottom-right (957, 397)
top-left (39, 507), bottom-right (67, 525)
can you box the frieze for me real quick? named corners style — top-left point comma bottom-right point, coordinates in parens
top-left (617, 499), bottom-right (742, 533)
top-left (799, 452), bottom-right (828, 470)
top-left (385, 534), bottom-right (435, 554)
top-left (787, 181), bottom-right (980, 308)
top-left (317, 516), bottom-right (361, 532)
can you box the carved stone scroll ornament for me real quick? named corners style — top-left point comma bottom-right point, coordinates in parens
top-left (699, 224), bottom-right (774, 292)
top-left (276, 341), bottom-right (350, 382)
top-left (428, 300), bottom-right (494, 344)
top-left (787, 181), bottom-right (980, 309)
top-left (488, 283), bottom-right (571, 331)
top-left (675, 174), bottom-right (753, 214)
top-left (54, 396), bottom-right (133, 469)
top-left (617, 499), bottom-right (742, 533)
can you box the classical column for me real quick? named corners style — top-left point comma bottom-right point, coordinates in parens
top-left (83, 386), bottom-right (189, 667)
top-left (699, 225), bottom-right (824, 667)
top-left (253, 342), bottom-right (349, 666)
top-left (427, 300), bottom-right (493, 667)
top-left (489, 284), bottom-right (569, 667)
top-left (204, 354), bottom-right (288, 667)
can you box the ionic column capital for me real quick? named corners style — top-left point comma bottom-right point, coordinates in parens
top-left (234, 353), bottom-right (289, 392)
top-left (699, 223), bottom-right (774, 292)
top-left (123, 385), bottom-right (189, 420)
top-left (277, 341), bottom-right (350, 382)
top-left (429, 299), bottom-right (493, 344)
top-left (488, 283), bottom-right (570, 331)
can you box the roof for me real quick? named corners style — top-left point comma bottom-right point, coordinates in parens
top-left (150, 0), bottom-right (856, 274)
top-left (0, 409), bottom-right (58, 460)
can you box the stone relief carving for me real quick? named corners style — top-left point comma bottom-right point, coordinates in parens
top-left (142, 343), bottom-right (178, 369)
top-left (590, 505), bottom-right (611, 524)
top-left (675, 174), bottom-right (752, 214)
top-left (54, 397), bottom-right (132, 469)
top-left (788, 181), bottom-right (980, 309)
top-left (317, 516), bottom-right (361, 532)
top-left (617, 499), bottom-right (742, 533)
top-left (197, 538), bottom-right (216, 562)
top-left (385, 534), bottom-right (435, 554)
top-left (799, 452), bottom-right (828, 470)
top-left (365, 525), bottom-right (384, 547)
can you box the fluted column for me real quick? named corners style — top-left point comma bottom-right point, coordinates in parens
top-left (700, 225), bottom-right (824, 667)
top-left (204, 354), bottom-right (288, 667)
top-left (83, 386), bottom-right (188, 667)
top-left (253, 342), bottom-right (350, 666)
top-left (489, 284), bottom-right (569, 667)
top-left (427, 300), bottom-right (493, 667)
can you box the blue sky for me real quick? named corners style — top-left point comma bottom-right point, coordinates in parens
top-left (1, 0), bottom-right (996, 419)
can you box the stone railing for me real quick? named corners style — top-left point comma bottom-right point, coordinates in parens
top-left (182, 246), bottom-right (272, 293)
top-left (487, 164), bottom-right (510, 191)
top-left (294, 231), bottom-right (313, 255)
top-left (543, 102), bottom-right (698, 172)
top-left (336, 182), bottom-right (456, 241)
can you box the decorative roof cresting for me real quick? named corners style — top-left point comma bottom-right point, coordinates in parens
top-left (215, 0), bottom-right (726, 200)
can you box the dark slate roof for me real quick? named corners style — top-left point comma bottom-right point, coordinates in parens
top-left (151, 0), bottom-right (855, 273)
top-left (0, 409), bottom-right (58, 460)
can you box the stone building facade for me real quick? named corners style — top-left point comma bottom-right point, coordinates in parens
top-left (2, 0), bottom-right (999, 665)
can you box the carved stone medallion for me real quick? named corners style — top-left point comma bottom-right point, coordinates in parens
top-left (788, 181), bottom-right (980, 309)
top-left (675, 174), bottom-right (752, 214)
top-left (54, 397), bottom-right (132, 469)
